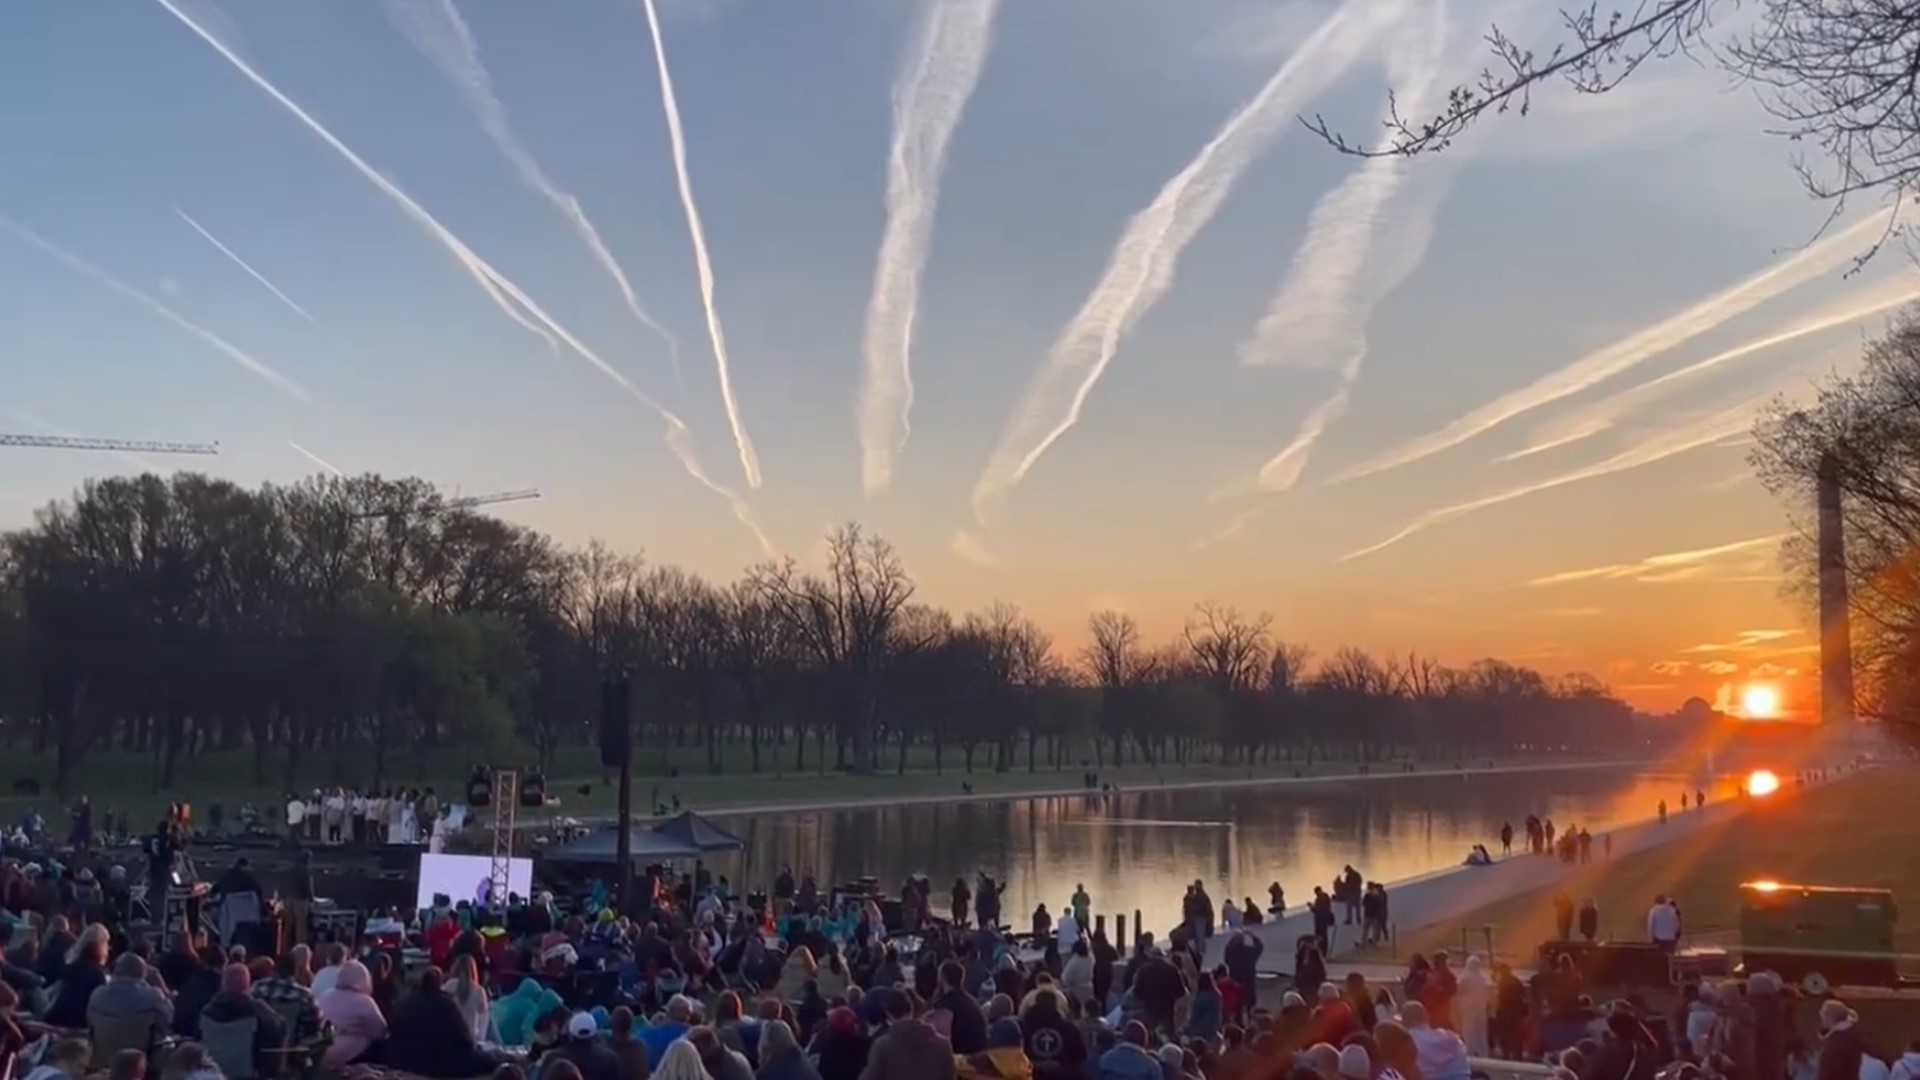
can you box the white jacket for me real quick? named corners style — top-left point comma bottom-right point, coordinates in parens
top-left (1889, 1053), bottom-right (1920, 1080)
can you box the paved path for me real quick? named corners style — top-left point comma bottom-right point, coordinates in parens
top-left (1203, 788), bottom-right (1775, 973)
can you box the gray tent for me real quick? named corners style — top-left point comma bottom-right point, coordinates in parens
top-left (540, 826), bottom-right (703, 865)
top-left (651, 811), bottom-right (746, 853)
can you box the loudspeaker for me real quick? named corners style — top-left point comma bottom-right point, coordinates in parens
top-left (467, 766), bottom-right (493, 808)
top-left (599, 677), bottom-right (632, 768)
top-left (520, 769), bottom-right (547, 808)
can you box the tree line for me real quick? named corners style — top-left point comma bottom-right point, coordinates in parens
top-left (0, 473), bottom-right (1657, 794)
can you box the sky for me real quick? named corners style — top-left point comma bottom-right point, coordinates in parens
top-left (0, 0), bottom-right (1901, 717)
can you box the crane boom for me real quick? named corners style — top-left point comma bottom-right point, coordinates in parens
top-left (1, 434), bottom-right (220, 455)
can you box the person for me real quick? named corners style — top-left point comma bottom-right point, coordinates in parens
top-left (1553, 892), bottom-right (1576, 941)
top-left (755, 1019), bottom-right (818, 1080)
top-left (863, 987), bottom-right (956, 1080)
top-left (1647, 895), bottom-right (1682, 952)
top-left (251, 951), bottom-right (321, 1045)
top-left (22, 1037), bottom-right (91, 1080)
top-left (199, 963), bottom-right (286, 1078)
top-left (641, 995), bottom-right (696, 1068)
top-left (546, 1011), bottom-right (624, 1080)
top-left (958, 1017), bottom-right (1032, 1080)
top-left (108, 1049), bottom-right (147, 1080)
top-left (937, 960), bottom-right (989, 1055)
top-left (691, 1027), bottom-right (754, 1080)
top-left (653, 1040), bottom-right (715, 1080)
top-left (1017, 987), bottom-right (1085, 1078)
top-left (45, 924), bottom-right (111, 1028)
top-left (1185, 973), bottom-right (1222, 1041)
top-left (1888, 1040), bottom-right (1920, 1080)
top-left (1096, 1021), bottom-right (1161, 1080)
top-left (1817, 1000), bottom-right (1871, 1080)
top-left (1455, 956), bottom-right (1491, 1057)
top-left (1578, 899), bottom-right (1600, 943)
top-left (813, 1006), bottom-right (871, 1080)
top-left (606, 1007), bottom-right (651, 1080)
top-left (494, 978), bottom-right (563, 1048)
top-left (88, 952), bottom-right (175, 1044)
top-left (447, 953), bottom-right (491, 1042)
top-left (1403, 1001), bottom-right (1469, 1080)
top-left (1071, 885), bottom-right (1090, 928)
top-left (316, 959), bottom-right (388, 1069)
top-left (1061, 940), bottom-right (1094, 1009)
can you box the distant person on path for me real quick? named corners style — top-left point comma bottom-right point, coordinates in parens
top-left (1072, 884), bottom-right (1091, 927)
top-left (1338, 867), bottom-right (1363, 926)
top-left (1681, 792), bottom-right (1690, 811)
top-left (1658, 800), bottom-right (1668, 825)
top-left (1603, 833), bottom-right (1613, 859)
top-left (1268, 882), bottom-right (1286, 916)
top-left (951, 878), bottom-right (971, 929)
top-left (1578, 899), bottom-right (1599, 943)
top-left (1696, 788), bottom-right (1706, 808)
top-left (1499, 823), bottom-right (1514, 856)
top-left (1553, 892), bottom-right (1576, 941)
top-left (1310, 889), bottom-right (1335, 954)
top-left (1647, 895), bottom-right (1682, 953)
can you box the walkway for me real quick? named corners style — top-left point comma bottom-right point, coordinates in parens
top-left (1203, 789), bottom-right (1772, 973)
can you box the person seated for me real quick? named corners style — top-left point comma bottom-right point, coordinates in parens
top-left (316, 960), bottom-right (388, 1070)
top-left (44, 926), bottom-right (110, 1028)
top-left (86, 953), bottom-right (173, 1058)
top-left (169, 945), bottom-right (228, 1039)
top-left (492, 977), bottom-right (563, 1048)
top-left (383, 968), bottom-right (506, 1078)
top-left (198, 963), bottom-right (285, 1079)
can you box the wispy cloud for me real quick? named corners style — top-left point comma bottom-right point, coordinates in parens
top-left (149, 0), bottom-right (771, 552)
top-left (0, 215), bottom-right (308, 400)
top-left (1699, 660), bottom-right (1740, 676)
top-left (286, 440), bottom-right (345, 477)
top-left (1330, 211), bottom-right (1894, 483)
top-left (1527, 533), bottom-right (1785, 587)
top-left (1506, 278), bottom-right (1920, 460)
top-left (950, 530), bottom-right (999, 566)
top-left (858, 0), bottom-right (1001, 497)
top-left (969, 0), bottom-right (1400, 521)
top-left (638, 0), bottom-right (761, 490)
top-left (1248, 11), bottom-right (1453, 493)
top-left (383, 0), bottom-right (679, 374)
top-left (1344, 392), bottom-right (1775, 561)
top-left (1649, 661), bottom-right (1690, 676)
top-left (175, 207), bottom-right (314, 322)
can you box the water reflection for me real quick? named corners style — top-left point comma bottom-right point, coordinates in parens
top-left (697, 768), bottom-right (1688, 937)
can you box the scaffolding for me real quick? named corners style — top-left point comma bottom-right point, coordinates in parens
top-left (490, 767), bottom-right (519, 907)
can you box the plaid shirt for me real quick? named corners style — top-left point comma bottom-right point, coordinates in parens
top-left (252, 975), bottom-right (321, 1042)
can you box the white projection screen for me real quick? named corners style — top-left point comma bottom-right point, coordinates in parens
top-left (415, 853), bottom-right (533, 910)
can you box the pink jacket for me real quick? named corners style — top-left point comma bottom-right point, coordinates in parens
top-left (317, 961), bottom-right (389, 1069)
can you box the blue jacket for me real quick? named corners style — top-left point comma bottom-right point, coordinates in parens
top-left (1097, 1044), bottom-right (1162, 1080)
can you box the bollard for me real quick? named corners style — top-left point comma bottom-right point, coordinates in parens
top-left (1117, 914), bottom-right (1127, 947)
top-left (1094, 914), bottom-right (1106, 938)
top-left (1134, 909), bottom-right (1143, 943)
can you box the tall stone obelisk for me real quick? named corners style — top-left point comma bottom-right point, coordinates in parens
top-left (1817, 452), bottom-right (1854, 726)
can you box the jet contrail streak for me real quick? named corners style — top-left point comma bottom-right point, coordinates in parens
top-left (1248, 7), bottom-right (1450, 492)
top-left (857, 0), bottom-right (1001, 497)
top-left (384, 0), bottom-right (680, 374)
top-left (639, 0), bottom-right (761, 490)
top-left (287, 440), bottom-right (345, 477)
top-left (1330, 211), bottom-right (1895, 484)
top-left (0, 215), bottom-right (309, 400)
top-left (149, 0), bottom-right (772, 549)
top-left (1502, 278), bottom-right (1920, 460)
top-left (968, 0), bottom-right (1400, 521)
top-left (175, 208), bottom-right (315, 321)
top-left (1527, 534), bottom-right (1786, 587)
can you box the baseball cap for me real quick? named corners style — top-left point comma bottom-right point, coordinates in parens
top-left (567, 1012), bottom-right (597, 1040)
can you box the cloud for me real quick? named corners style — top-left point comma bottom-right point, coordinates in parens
top-left (1680, 630), bottom-right (1798, 654)
top-left (0, 215), bottom-right (308, 400)
top-left (1330, 210), bottom-right (1895, 484)
top-left (175, 207), bottom-right (314, 322)
top-left (950, 530), bottom-right (999, 567)
top-left (1737, 629), bottom-right (1797, 644)
top-left (383, 0), bottom-right (679, 371)
top-left (858, 0), bottom-right (1001, 497)
top-left (1527, 533), bottom-right (1785, 587)
top-left (1749, 662), bottom-right (1801, 678)
top-left (1345, 393), bottom-right (1778, 561)
top-left (1505, 278), bottom-right (1920, 460)
top-left (970, 0), bottom-right (1402, 521)
top-left (1700, 660), bottom-right (1740, 676)
top-left (149, 0), bottom-right (771, 550)
top-left (1649, 661), bottom-right (1689, 676)
top-left (639, 0), bottom-right (761, 490)
top-left (286, 440), bottom-right (345, 477)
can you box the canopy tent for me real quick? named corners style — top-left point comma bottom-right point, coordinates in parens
top-left (540, 827), bottom-right (703, 865)
top-left (651, 811), bottom-right (746, 854)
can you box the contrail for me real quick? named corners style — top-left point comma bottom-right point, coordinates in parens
top-left (1502, 278), bottom-right (1920, 461)
top-left (969, 0), bottom-right (1400, 522)
top-left (149, 0), bottom-right (773, 551)
top-left (1527, 534), bottom-right (1786, 587)
top-left (1329, 211), bottom-right (1895, 484)
top-left (287, 440), bottom-right (345, 477)
top-left (0, 215), bottom-right (308, 400)
top-left (1248, 7), bottom-right (1451, 493)
top-left (175, 208), bottom-right (315, 321)
top-left (858, 0), bottom-right (1002, 497)
top-left (1341, 400), bottom-right (1765, 561)
top-left (638, 0), bottom-right (761, 490)
top-left (383, 0), bottom-right (680, 375)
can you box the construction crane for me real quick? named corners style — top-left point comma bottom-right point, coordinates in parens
top-left (1, 434), bottom-right (220, 455)
top-left (350, 489), bottom-right (540, 520)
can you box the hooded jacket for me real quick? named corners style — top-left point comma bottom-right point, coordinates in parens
top-left (861, 1017), bottom-right (957, 1080)
top-left (1095, 1043), bottom-right (1162, 1080)
top-left (493, 978), bottom-right (562, 1048)
top-left (957, 1047), bottom-right (1034, 1080)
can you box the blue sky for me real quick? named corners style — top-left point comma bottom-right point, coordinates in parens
top-left (0, 0), bottom-right (1901, 710)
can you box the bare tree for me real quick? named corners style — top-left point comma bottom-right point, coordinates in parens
top-left (1319, 0), bottom-right (1920, 251)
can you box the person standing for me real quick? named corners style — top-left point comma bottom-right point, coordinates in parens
top-left (1647, 895), bottom-right (1682, 953)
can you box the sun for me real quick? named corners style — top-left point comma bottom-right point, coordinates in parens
top-left (1747, 769), bottom-right (1781, 797)
top-left (1741, 682), bottom-right (1782, 719)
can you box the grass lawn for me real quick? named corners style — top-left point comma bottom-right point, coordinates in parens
top-left (1376, 765), bottom-right (1920, 970)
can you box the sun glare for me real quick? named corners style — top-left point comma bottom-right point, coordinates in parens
top-left (1747, 769), bottom-right (1781, 797)
top-left (1740, 682), bottom-right (1782, 719)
